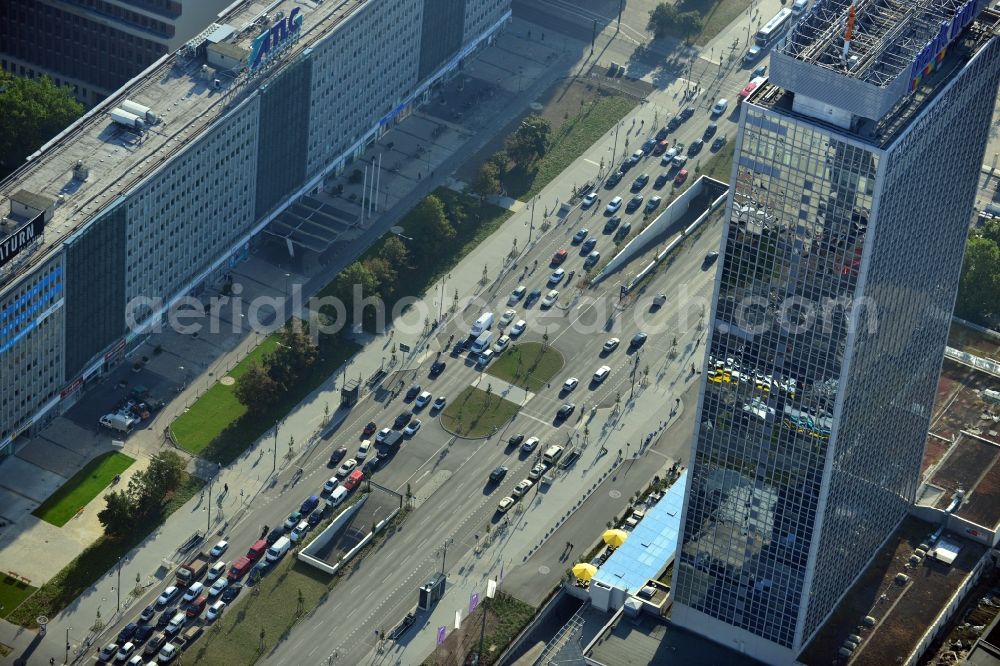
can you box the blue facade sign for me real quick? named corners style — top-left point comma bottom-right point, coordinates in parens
top-left (250, 7), bottom-right (304, 71)
top-left (909, 0), bottom-right (986, 89)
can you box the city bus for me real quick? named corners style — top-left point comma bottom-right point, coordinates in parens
top-left (755, 8), bottom-right (793, 47)
top-left (738, 76), bottom-right (768, 105)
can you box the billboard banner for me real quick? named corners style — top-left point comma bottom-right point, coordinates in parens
top-left (0, 212), bottom-right (44, 269)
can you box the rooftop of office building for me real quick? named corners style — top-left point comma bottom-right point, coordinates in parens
top-left (0, 0), bottom-right (366, 291)
top-left (799, 516), bottom-right (987, 666)
top-left (781, 0), bottom-right (987, 87)
top-left (918, 433), bottom-right (1000, 528)
top-left (966, 609), bottom-right (1000, 666)
top-left (755, 7), bottom-right (999, 146)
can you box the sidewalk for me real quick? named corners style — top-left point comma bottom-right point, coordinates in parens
top-left (367, 356), bottom-right (700, 665)
top-left (0, 6), bottom-right (743, 661)
top-left (0, 21), bottom-right (594, 666)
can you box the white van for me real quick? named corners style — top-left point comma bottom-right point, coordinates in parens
top-left (266, 536), bottom-right (291, 561)
top-left (470, 312), bottom-right (495, 337)
top-left (791, 0), bottom-right (809, 14)
top-left (328, 485), bottom-right (349, 508)
top-left (290, 520), bottom-right (309, 543)
top-left (593, 365), bottom-right (611, 383)
top-left (542, 445), bottom-right (565, 465)
top-left (470, 331), bottom-right (494, 354)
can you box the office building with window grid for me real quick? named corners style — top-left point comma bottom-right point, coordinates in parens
top-left (670, 1), bottom-right (1000, 662)
top-left (0, 0), bottom-right (240, 107)
top-left (0, 0), bottom-right (510, 456)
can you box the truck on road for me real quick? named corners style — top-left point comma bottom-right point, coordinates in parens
top-left (176, 552), bottom-right (211, 586)
top-left (377, 430), bottom-right (403, 459)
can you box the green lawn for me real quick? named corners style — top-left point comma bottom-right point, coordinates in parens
top-left (189, 557), bottom-right (331, 665)
top-left (695, 0), bottom-right (752, 45)
top-left (0, 574), bottom-right (37, 619)
top-left (422, 592), bottom-right (536, 666)
top-left (701, 140), bottom-right (736, 183)
top-left (171, 333), bottom-right (358, 465)
top-left (485, 343), bottom-right (564, 391)
top-left (189, 509), bottom-right (406, 665)
top-left (9, 473), bottom-right (203, 627)
top-left (440, 386), bottom-right (521, 438)
top-left (31, 451), bottom-right (135, 527)
top-left (504, 93), bottom-right (636, 200)
top-left (170, 336), bottom-right (279, 454)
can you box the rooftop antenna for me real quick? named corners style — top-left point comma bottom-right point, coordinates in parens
top-left (842, 5), bottom-right (856, 66)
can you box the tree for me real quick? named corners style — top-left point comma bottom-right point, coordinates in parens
top-left (648, 4), bottom-right (702, 38)
top-left (505, 115), bottom-right (551, 169)
top-left (144, 451), bottom-right (185, 498)
top-left (332, 261), bottom-right (380, 318)
top-left (471, 160), bottom-right (501, 198)
top-left (956, 236), bottom-right (1000, 324)
top-left (268, 322), bottom-right (318, 388)
top-left (379, 236), bottom-right (409, 268)
top-left (0, 72), bottom-right (84, 179)
top-left (676, 11), bottom-right (703, 37)
top-left (648, 4), bottom-right (678, 37)
top-left (411, 195), bottom-right (456, 257)
top-left (365, 257), bottom-right (398, 295)
top-left (234, 364), bottom-right (283, 412)
top-left (98, 490), bottom-right (135, 536)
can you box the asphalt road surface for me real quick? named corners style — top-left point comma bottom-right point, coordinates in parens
top-left (89, 11), bottom-right (751, 666)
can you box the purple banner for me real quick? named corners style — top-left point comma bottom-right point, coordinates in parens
top-left (470, 592), bottom-right (480, 614)
top-left (437, 626), bottom-right (447, 646)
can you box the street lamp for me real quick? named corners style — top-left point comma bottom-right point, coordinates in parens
top-left (390, 226), bottom-right (413, 242)
top-left (115, 557), bottom-right (124, 614)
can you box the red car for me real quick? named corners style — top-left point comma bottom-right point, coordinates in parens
top-left (674, 169), bottom-right (689, 186)
top-left (185, 594), bottom-right (207, 618)
top-left (551, 249), bottom-right (568, 265)
top-left (343, 469), bottom-right (365, 491)
top-left (362, 421), bottom-right (377, 438)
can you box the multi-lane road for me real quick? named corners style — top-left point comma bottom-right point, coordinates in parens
top-left (88, 10), bottom-right (759, 666)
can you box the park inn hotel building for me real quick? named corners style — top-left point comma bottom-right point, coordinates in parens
top-left (671, 0), bottom-right (1000, 663)
top-left (0, 0), bottom-right (510, 455)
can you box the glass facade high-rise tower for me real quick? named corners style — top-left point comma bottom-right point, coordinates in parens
top-left (671, 1), bottom-right (1000, 663)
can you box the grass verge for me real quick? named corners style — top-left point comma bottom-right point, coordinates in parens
top-left (0, 574), bottom-right (37, 619)
top-left (189, 508), bottom-right (407, 665)
top-left (503, 93), bottom-right (636, 200)
top-left (170, 338), bottom-right (279, 454)
top-left (695, 0), bottom-right (752, 45)
top-left (422, 592), bottom-right (536, 666)
top-left (485, 343), bottom-right (564, 391)
top-left (700, 140), bottom-right (735, 184)
top-left (440, 386), bottom-right (521, 438)
top-left (8, 473), bottom-right (204, 627)
top-left (32, 452), bottom-right (135, 527)
top-left (171, 333), bottom-right (359, 465)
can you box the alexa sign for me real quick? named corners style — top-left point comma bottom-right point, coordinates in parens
top-left (909, 0), bottom-right (986, 89)
top-left (250, 7), bottom-right (303, 71)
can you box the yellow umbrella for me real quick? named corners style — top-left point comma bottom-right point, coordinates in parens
top-left (572, 563), bottom-right (598, 581)
top-left (603, 529), bottom-right (628, 548)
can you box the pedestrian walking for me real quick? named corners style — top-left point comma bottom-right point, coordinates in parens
top-left (224, 483), bottom-right (228, 493)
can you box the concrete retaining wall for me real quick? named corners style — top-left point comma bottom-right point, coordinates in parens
top-left (592, 176), bottom-right (728, 288)
top-left (298, 495), bottom-right (368, 574)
